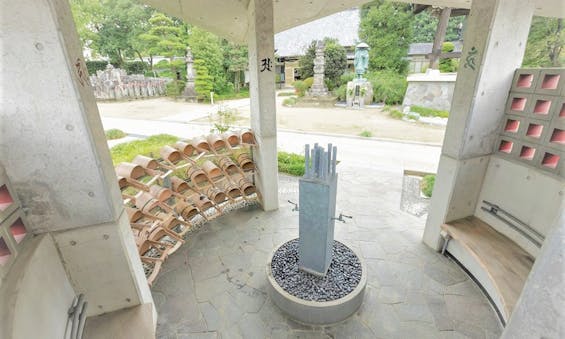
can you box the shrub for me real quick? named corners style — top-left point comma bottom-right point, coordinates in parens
top-left (277, 92), bottom-right (295, 97)
top-left (209, 106), bottom-right (237, 133)
top-left (359, 130), bottom-right (372, 137)
top-left (166, 80), bottom-right (186, 97)
top-left (334, 84), bottom-right (347, 101)
top-left (439, 42), bottom-right (458, 73)
top-left (410, 105), bottom-right (449, 118)
top-left (105, 129), bottom-right (127, 140)
top-left (85, 60), bottom-right (108, 75)
top-left (389, 109), bottom-right (404, 119)
top-left (366, 71), bottom-right (407, 105)
top-left (420, 174), bottom-right (436, 198)
top-left (124, 61), bottom-right (148, 75)
top-left (283, 97), bottom-right (297, 106)
top-left (278, 152), bottom-right (305, 176)
top-left (110, 134), bottom-right (179, 165)
top-left (303, 77), bottom-right (314, 89)
top-left (194, 59), bottom-right (213, 101)
top-left (340, 72), bottom-right (356, 84)
top-left (292, 80), bottom-right (308, 97)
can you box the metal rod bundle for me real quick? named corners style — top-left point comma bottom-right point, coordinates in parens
top-left (304, 143), bottom-right (337, 180)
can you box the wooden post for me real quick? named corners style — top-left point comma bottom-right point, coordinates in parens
top-left (429, 8), bottom-right (452, 69)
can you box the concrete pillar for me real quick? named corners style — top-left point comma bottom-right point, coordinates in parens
top-left (502, 203), bottom-right (565, 338)
top-left (423, 0), bottom-right (535, 249)
top-left (0, 0), bottom-right (153, 317)
top-left (247, 0), bottom-right (279, 211)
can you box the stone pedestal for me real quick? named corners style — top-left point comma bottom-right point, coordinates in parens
top-left (346, 79), bottom-right (373, 108)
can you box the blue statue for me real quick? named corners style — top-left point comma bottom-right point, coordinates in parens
top-left (354, 42), bottom-right (370, 78)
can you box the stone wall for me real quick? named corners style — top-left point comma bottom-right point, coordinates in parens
top-left (402, 70), bottom-right (456, 111)
top-left (89, 65), bottom-right (169, 100)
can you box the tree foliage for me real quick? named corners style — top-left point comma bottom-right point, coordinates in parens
top-left (222, 41), bottom-right (248, 92)
top-left (71, 0), bottom-right (153, 67)
top-left (359, 1), bottom-right (414, 74)
top-left (523, 17), bottom-right (564, 67)
top-left (188, 27), bottom-right (228, 93)
top-left (412, 10), bottom-right (465, 43)
top-left (194, 59), bottom-right (213, 101)
top-left (298, 38), bottom-right (347, 89)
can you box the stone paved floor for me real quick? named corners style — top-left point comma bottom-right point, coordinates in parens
top-left (152, 166), bottom-right (502, 339)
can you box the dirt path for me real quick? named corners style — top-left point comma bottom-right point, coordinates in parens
top-left (97, 94), bottom-right (445, 144)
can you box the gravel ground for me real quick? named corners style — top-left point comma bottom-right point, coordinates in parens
top-left (271, 238), bottom-right (362, 302)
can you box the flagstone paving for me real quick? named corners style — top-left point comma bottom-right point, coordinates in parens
top-left (152, 170), bottom-right (502, 339)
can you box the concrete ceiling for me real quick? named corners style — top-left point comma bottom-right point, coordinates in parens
top-left (142, 0), bottom-right (565, 43)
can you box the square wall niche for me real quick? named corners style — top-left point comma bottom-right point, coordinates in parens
top-left (10, 218), bottom-right (27, 243)
top-left (0, 236), bottom-right (12, 266)
top-left (499, 140), bottom-right (514, 154)
top-left (526, 123), bottom-right (544, 138)
top-left (550, 129), bottom-right (564, 145)
top-left (541, 152), bottom-right (560, 169)
top-left (517, 73), bottom-right (534, 89)
top-left (560, 102), bottom-right (565, 118)
top-left (0, 185), bottom-right (14, 212)
top-left (541, 74), bottom-right (560, 90)
top-left (511, 97), bottom-right (528, 112)
top-left (519, 146), bottom-right (536, 161)
top-left (504, 119), bottom-right (520, 133)
top-left (533, 100), bottom-right (551, 116)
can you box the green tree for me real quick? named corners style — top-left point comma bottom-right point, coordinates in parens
top-left (359, 0), bottom-right (414, 74)
top-left (188, 27), bottom-right (227, 93)
top-left (139, 13), bottom-right (187, 73)
top-left (298, 38), bottom-right (347, 89)
top-left (222, 41), bottom-right (248, 93)
top-left (194, 59), bottom-right (213, 101)
top-left (523, 17), bottom-right (564, 67)
top-left (412, 10), bottom-right (465, 43)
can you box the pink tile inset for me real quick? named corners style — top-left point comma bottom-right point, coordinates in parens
top-left (533, 100), bottom-right (551, 115)
top-left (0, 237), bottom-right (11, 265)
top-left (499, 140), bottom-right (513, 153)
top-left (516, 74), bottom-right (534, 88)
top-left (10, 218), bottom-right (27, 243)
top-left (542, 152), bottom-right (560, 169)
top-left (541, 74), bottom-right (560, 89)
top-left (519, 146), bottom-right (536, 160)
top-left (0, 185), bottom-right (13, 212)
top-left (550, 129), bottom-right (565, 144)
top-left (504, 119), bottom-right (520, 133)
top-left (560, 103), bottom-right (565, 118)
top-left (511, 97), bottom-right (527, 111)
top-left (526, 124), bottom-right (544, 138)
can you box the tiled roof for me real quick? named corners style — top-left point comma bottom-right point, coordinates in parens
top-left (274, 8), bottom-right (360, 58)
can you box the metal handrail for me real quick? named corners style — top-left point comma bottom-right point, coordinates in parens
top-left (481, 200), bottom-right (544, 248)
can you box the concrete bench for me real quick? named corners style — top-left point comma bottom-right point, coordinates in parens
top-left (441, 216), bottom-right (535, 323)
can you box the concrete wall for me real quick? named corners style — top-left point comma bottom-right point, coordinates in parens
top-left (402, 71), bottom-right (456, 111)
top-left (0, 234), bottom-right (75, 339)
top-left (475, 156), bottom-right (564, 257)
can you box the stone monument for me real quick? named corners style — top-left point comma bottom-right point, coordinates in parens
top-left (346, 42), bottom-right (373, 108)
top-left (182, 46), bottom-right (198, 102)
top-left (308, 41), bottom-right (329, 97)
top-left (266, 143), bottom-right (367, 324)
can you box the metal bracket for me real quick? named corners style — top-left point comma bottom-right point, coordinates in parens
top-left (332, 213), bottom-right (352, 223)
top-left (288, 200), bottom-right (299, 212)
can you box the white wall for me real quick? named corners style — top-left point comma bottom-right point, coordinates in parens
top-left (1, 234), bottom-right (76, 339)
top-left (475, 155), bottom-right (564, 257)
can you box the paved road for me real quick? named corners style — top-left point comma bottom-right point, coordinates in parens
top-left (102, 117), bottom-right (441, 174)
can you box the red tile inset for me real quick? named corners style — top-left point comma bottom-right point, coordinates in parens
top-left (504, 119), bottom-right (520, 133)
top-left (542, 152), bottom-right (560, 169)
top-left (560, 103), bottom-right (565, 118)
top-left (0, 237), bottom-right (11, 265)
top-left (517, 74), bottom-right (534, 88)
top-left (541, 74), bottom-right (560, 89)
top-left (526, 124), bottom-right (544, 138)
top-left (0, 185), bottom-right (13, 212)
top-left (511, 97), bottom-right (527, 111)
top-left (533, 100), bottom-right (551, 115)
top-left (519, 146), bottom-right (536, 160)
top-left (10, 218), bottom-right (27, 244)
top-left (499, 140), bottom-right (513, 153)
top-left (550, 129), bottom-right (565, 144)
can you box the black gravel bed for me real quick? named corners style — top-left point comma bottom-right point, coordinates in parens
top-left (271, 239), bottom-right (362, 302)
